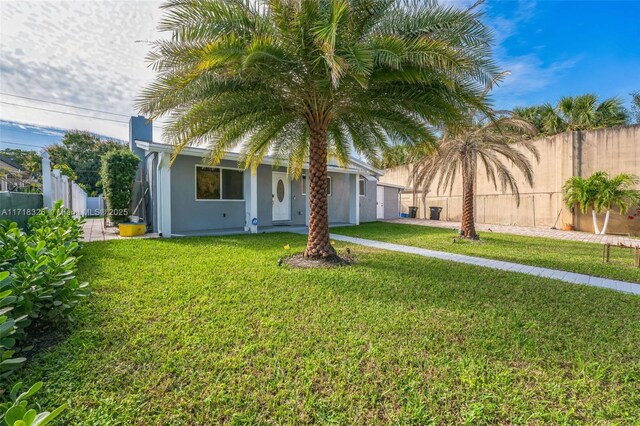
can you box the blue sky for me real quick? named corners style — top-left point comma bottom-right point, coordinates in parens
top-left (488, 0), bottom-right (640, 109)
top-left (0, 0), bottom-right (638, 152)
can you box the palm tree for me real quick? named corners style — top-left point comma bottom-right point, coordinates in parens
top-left (595, 173), bottom-right (640, 235)
top-left (414, 74), bottom-right (538, 239)
top-left (562, 172), bottom-right (640, 235)
top-left (563, 172), bottom-right (639, 235)
top-left (562, 173), bottom-right (605, 234)
top-left (514, 94), bottom-right (628, 136)
top-left (138, 0), bottom-right (498, 259)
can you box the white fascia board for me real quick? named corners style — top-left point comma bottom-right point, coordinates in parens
top-left (134, 140), bottom-right (381, 176)
top-left (377, 182), bottom-right (406, 190)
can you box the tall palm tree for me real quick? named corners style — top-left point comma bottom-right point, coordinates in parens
top-left (414, 74), bottom-right (538, 239)
top-left (138, 0), bottom-right (498, 259)
top-left (565, 172), bottom-right (640, 235)
top-left (514, 94), bottom-right (628, 136)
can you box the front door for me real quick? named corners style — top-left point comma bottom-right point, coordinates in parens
top-left (377, 186), bottom-right (385, 219)
top-left (272, 172), bottom-right (291, 221)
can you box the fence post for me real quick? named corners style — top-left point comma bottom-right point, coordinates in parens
top-left (42, 152), bottom-right (52, 208)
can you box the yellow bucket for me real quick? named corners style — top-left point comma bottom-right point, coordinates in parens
top-left (118, 223), bottom-right (146, 237)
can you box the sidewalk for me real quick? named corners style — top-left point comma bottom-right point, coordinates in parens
top-left (330, 233), bottom-right (640, 295)
top-left (385, 218), bottom-right (640, 247)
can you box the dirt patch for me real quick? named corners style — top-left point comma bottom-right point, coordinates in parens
top-left (282, 253), bottom-right (356, 269)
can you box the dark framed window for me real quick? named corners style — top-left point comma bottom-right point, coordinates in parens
top-left (196, 166), bottom-right (244, 200)
top-left (359, 177), bottom-right (366, 196)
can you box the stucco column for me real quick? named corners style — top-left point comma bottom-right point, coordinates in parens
top-left (41, 151), bottom-right (52, 208)
top-left (157, 152), bottom-right (172, 237)
top-left (245, 170), bottom-right (258, 233)
top-left (349, 173), bottom-right (360, 225)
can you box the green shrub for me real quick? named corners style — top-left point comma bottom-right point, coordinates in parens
top-left (99, 150), bottom-right (139, 223)
top-left (0, 272), bottom-right (26, 378)
top-left (0, 202), bottom-right (90, 379)
top-left (0, 382), bottom-right (66, 425)
top-left (27, 201), bottom-right (84, 247)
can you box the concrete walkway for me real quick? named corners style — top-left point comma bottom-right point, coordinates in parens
top-left (82, 218), bottom-right (158, 242)
top-left (330, 233), bottom-right (640, 295)
top-left (386, 218), bottom-right (640, 247)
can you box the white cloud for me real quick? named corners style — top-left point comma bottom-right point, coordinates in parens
top-left (484, 0), bottom-right (579, 108)
top-left (491, 55), bottom-right (581, 107)
top-left (0, 0), bottom-right (165, 141)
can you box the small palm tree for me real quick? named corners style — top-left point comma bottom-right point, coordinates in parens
top-left (414, 74), bottom-right (538, 239)
top-left (563, 172), bottom-right (640, 235)
top-left (562, 173), bottom-right (604, 234)
top-left (138, 0), bottom-right (498, 258)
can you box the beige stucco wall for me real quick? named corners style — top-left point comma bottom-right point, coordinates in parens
top-left (380, 125), bottom-right (640, 235)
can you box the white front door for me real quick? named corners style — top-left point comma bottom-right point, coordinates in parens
top-left (272, 172), bottom-right (291, 221)
top-left (377, 186), bottom-right (385, 219)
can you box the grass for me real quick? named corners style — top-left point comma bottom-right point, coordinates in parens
top-left (13, 234), bottom-right (640, 424)
top-left (333, 222), bottom-right (640, 283)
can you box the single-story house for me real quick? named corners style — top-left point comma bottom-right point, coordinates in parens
top-left (129, 116), bottom-right (396, 237)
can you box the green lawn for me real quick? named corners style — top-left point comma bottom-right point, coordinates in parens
top-left (14, 234), bottom-right (640, 424)
top-left (333, 222), bottom-right (640, 283)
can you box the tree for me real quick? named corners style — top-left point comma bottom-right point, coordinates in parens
top-left (0, 148), bottom-right (42, 178)
top-left (629, 91), bottom-right (640, 124)
top-left (138, 0), bottom-right (497, 259)
top-left (514, 94), bottom-right (628, 136)
top-left (414, 73), bottom-right (538, 239)
top-left (46, 131), bottom-right (124, 195)
top-left (100, 150), bottom-right (140, 223)
top-left (563, 172), bottom-right (640, 235)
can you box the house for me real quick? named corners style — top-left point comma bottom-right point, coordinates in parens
top-left (129, 116), bottom-right (398, 237)
top-left (0, 156), bottom-right (34, 192)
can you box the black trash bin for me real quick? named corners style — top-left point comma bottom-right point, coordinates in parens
top-left (408, 206), bottom-right (418, 218)
top-left (429, 206), bottom-right (443, 220)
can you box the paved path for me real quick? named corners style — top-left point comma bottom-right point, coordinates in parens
top-left (386, 218), bottom-right (640, 247)
top-left (82, 218), bottom-right (158, 242)
top-left (83, 218), bottom-right (121, 242)
top-left (330, 233), bottom-right (640, 295)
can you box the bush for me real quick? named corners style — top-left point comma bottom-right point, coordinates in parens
top-left (100, 150), bottom-right (139, 223)
top-left (0, 382), bottom-right (66, 425)
top-left (0, 201), bottom-right (90, 379)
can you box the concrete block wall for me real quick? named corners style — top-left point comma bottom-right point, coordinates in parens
top-left (381, 125), bottom-right (640, 235)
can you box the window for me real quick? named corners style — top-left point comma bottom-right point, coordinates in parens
top-left (359, 177), bottom-right (366, 197)
top-left (301, 175), bottom-right (332, 196)
top-left (196, 166), bottom-right (244, 200)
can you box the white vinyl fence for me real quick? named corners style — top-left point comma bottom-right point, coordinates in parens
top-left (42, 152), bottom-right (88, 216)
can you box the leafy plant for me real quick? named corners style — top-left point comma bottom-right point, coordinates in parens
top-left (0, 202), bottom-right (90, 379)
top-left (27, 201), bottom-right (84, 250)
top-left (563, 171), bottom-right (640, 235)
top-left (99, 150), bottom-right (139, 223)
top-left (0, 272), bottom-right (26, 378)
top-left (0, 382), bottom-right (66, 426)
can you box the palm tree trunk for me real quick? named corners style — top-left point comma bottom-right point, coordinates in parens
top-left (591, 209), bottom-right (601, 234)
top-left (600, 210), bottom-right (611, 235)
top-left (460, 163), bottom-right (478, 239)
top-left (304, 119), bottom-right (336, 259)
